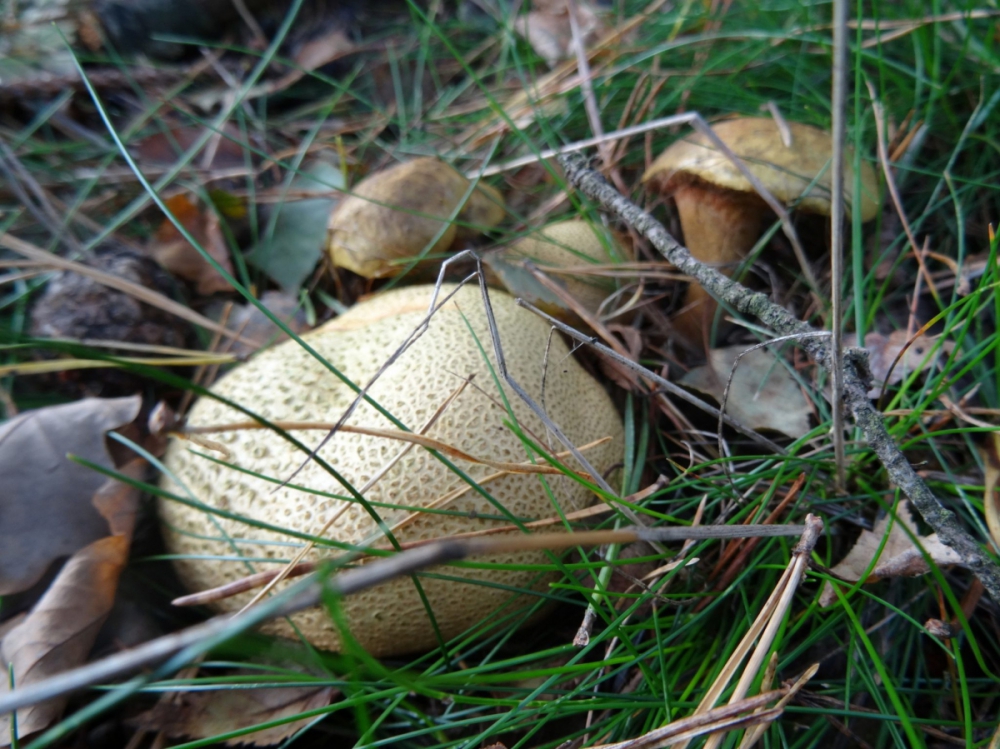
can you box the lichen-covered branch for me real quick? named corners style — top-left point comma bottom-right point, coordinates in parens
top-left (558, 152), bottom-right (1000, 602)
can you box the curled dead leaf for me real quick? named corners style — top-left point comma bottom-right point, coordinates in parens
top-left (847, 330), bottom-right (954, 398)
top-left (0, 395), bottom-right (141, 596)
top-left (0, 459), bottom-right (145, 745)
top-left (514, 0), bottom-right (606, 67)
top-left (819, 500), bottom-right (963, 607)
top-left (150, 193), bottom-right (235, 296)
top-left (679, 346), bottom-right (811, 438)
top-left (293, 28), bottom-right (355, 71)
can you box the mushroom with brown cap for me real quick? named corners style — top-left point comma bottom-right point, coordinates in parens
top-left (159, 283), bottom-right (622, 657)
top-left (328, 157), bottom-right (505, 278)
top-left (642, 117), bottom-right (880, 345)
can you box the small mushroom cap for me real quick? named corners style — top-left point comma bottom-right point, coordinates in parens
top-left (328, 157), bottom-right (505, 278)
top-left (485, 219), bottom-right (630, 321)
top-left (454, 181), bottom-right (506, 241)
top-left (643, 117), bottom-right (880, 220)
top-left (160, 284), bottom-right (622, 657)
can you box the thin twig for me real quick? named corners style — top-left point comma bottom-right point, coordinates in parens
top-left (0, 524), bottom-right (808, 717)
top-left (173, 499), bottom-right (648, 608)
top-left (565, 0), bottom-right (607, 166)
top-left (557, 152), bottom-right (1000, 603)
top-left (684, 515), bottom-right (822, 749)
top-left (829, 0), bottom-right (848, 492)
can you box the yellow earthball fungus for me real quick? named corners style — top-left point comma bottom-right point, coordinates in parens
top-left (643, 117), bottom-right (880, 343)
top-left (160, 284), bottom-right (622, 657)
top-left (485, 219), bottom-right (630, 322)
top-left (328, 158), bottom-right (505, 278)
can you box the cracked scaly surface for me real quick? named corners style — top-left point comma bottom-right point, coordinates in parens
top-left (160, 284), bottom-right (622, 656)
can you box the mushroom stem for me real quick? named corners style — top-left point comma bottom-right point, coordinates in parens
top-left (671, 181), bottom-right (764, 346)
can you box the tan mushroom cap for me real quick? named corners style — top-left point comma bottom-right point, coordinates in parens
top-left (159, 284), bottom-right (622, 657)
top-left (486, 219), bottom-right (631, 321)
top-left (643, 117), bottom-right (880, 220)
top-left (328, 157), bottom-right (505, 278)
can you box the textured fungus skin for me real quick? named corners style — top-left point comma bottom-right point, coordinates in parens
top-left (160, 284), bottom-right (622, 656)
top-left (327, 158), bottom-right (505, 278)
top-left (491, 220), bottom-right (629, 320)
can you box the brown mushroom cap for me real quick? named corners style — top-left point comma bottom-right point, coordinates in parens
top-left (485, 219), bottom-right (631, 321)
top-left (328, 158), bottom-right (505, 278)
top-left (642, 117), bottom-right (880, 220)
top-left (159, 284), bottom-right (622, 657)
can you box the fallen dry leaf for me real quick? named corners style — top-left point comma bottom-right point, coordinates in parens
top-left (133, 125), bottom-right (247, 170)
top-left (980, 432), bottom-right (1000, 547)
top-left (0, 459), bottom-right (145, 745)
top-left (819, 500), bottom-right (963, 607)
top-left (220, 291), bottom-right (312, 358)
top-left (150, 193), bottom-right (235, 296)
top-left (847, 330), bottom-right (954, 398)
top-left (293, 27), bottom-right (355, 72)
top-left (514, 0), bottom-right (605, 67)
top-left (134, 682), bottom-right (335, 746)
top-left (680, 346), bottom-right (811, 438)
top-left (0, 395), bottom-right (141, 595)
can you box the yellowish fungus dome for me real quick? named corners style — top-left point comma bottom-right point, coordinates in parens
top-left (160, 284), bottom-right (622, 656)
top-left (486, 219), bottom-right (630, 323)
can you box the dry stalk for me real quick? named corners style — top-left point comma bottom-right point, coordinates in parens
top-left (677, 515), bottom-right (822, 749)
top-left (0, 523), bottom-right (809, 718)
top-left (830, 0), bottom-right (848, 492)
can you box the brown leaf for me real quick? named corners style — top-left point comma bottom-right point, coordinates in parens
top-left (150, 193), bottom-right (235, 296)
top-left (513, 0), bottom-right (605, 67)
top-left (133, 125), bottom-right (247, 171)
top-left (0, 460), bottom-right (144, 744)
top-left (91, 458), bottom-right (145, 539)
top-left (0, 395), bottom-right (141, 595)
top-left (819, 500), bottom-right (963, 607)
top-left (848, 330), bottom-right (954, 398)
top-left (293, 28), bottom-right (354, 72)
top-left (222, 292), bottom-right (311, 358)
top-left (980, 432), bottom-right (1000, 547)
top-left (0, 539), bottom-right (127, 743)
top-left (134, 684), bottom-right (335, 746)
top-left (679, 346), bottom-right (811, 438)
